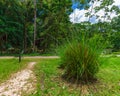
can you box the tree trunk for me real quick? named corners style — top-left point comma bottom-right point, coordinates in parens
top-left (23, 23), bottom-right (27, 53)
top-left (33, 0), bottom-right (37, 52)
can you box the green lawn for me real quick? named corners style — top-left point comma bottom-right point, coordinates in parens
top-left (0, 57), bottom-right (120, 95)
top-left (0, 58), bottom-right (28, 83)
top-left (31, 59), bottom-right (81, 96)
top-left (31, 57), bottom-right (120, 96)
top-left (96, 57), bottom-right (120, 95)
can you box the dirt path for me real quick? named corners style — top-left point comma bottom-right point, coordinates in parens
top-left (0, 55), bottom-right (120, 59)
top-left (0, 56), bottom-right (59, 59)
top-left (0, 62), bottom-right (36, 96)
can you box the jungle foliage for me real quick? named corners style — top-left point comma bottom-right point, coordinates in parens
top-left (0, 0), bottom-right (120, 55)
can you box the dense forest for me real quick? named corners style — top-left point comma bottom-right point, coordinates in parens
top-left (0, 0), bottom-right (120, 55)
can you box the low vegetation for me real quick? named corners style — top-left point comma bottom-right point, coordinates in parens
top-left (60, 42), bottom-right (99, 83)
top-left (30, 57), bottom-right (120, 96)
top-left (0, 57), bottom-right (120, 95)
top-left (0, 58), bottom-right (28, 83)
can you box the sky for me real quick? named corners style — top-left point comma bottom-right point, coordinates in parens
top-left (69, 0), bottom-right (120, 24)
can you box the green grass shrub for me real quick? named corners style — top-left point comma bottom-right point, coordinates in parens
top-left (61, 42), bottom-right (100, 83)
top-left (59, 33), bottom-right (105, 83)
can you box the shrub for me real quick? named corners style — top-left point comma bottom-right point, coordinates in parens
top-left (60, 34), bottom-right (104, 83)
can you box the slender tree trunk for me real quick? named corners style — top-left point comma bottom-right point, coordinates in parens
top-left (5, 34), bottom-right (7, 53)
top-left (23, 23), bottom-right (27, 53)
top-left (0, 37), bottom-right (2, 54)
top-left (6, 34), bottom-right (8, 45)
top-left (33, 0), bottom-right (37, 52)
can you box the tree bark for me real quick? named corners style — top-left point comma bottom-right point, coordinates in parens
top-left (33, 0), bottom-right (37, 52)
top-left (23, 23), bottom-right (27, 53)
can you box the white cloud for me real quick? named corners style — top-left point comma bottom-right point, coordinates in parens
top-left (113, 0), bottom-right (120, 6)
top-left (70, 0), bottom-right (120, 24)
top-left (69, 9), bottom-right (89, 23)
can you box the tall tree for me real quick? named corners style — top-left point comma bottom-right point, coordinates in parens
top-left (35, 0), bottom-right (72, 52)
top-left (33, 0), bottom-right (37, 52)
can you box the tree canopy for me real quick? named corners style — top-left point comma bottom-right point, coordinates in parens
top-left (0, 0), bottom-right (120, 54)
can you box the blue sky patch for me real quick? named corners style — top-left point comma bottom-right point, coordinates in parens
top-left (71, 0), bottom-right (90, 10)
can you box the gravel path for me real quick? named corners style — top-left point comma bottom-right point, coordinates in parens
top-left (0, 56), bottom-right (59, 59)
top-left (0, 55), bottom-right (120, 59)
top-left (0, 62), bottom-right (36, 96)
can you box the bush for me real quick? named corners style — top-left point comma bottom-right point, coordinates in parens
top-left (59, 34), bottom-right (105, 83)
top-left (61, 42), bottom-right (99, 83)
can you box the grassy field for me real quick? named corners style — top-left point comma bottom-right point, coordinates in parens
top-left (0, 58), bottom-right (28, 83)
top-left (0, 57), bottom-right (120, 95)
top-left (31, 57), bottom-right (120, 96)
top-left (96, 57), bottom-right (120, 95)
top-left (31, 59), bottom-right (81, 96)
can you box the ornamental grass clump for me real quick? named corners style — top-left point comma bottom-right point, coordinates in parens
top-left (62, 42), bottom-right (99, 83)
top-left (60, 33), bottom-right (105, 83)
